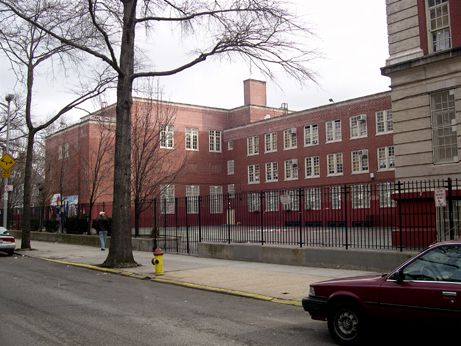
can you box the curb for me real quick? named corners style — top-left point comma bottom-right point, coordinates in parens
top-left (37, 257), bottom-right (302, 307)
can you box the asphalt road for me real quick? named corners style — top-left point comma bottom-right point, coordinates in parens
top-left (0, 254), bottom-right (332, 346)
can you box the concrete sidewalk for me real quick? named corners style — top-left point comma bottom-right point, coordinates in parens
top-left (13, 240), bottom-right (372, 306)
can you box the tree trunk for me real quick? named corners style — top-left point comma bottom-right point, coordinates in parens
top-left (20, 131), bottom-right (35, 249)
top-left (102, 0), bottom-right (137, 268)
top-left (134, 198), bottom-right (140, 238)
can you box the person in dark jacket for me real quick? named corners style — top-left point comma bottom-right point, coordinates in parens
top-left (96, 211), bottom-right (110, 251)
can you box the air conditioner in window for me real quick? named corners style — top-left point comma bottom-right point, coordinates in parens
top-left (356, 115), bottom-right (366, 122)
top-left (312, 140), bottom-right (318, 144)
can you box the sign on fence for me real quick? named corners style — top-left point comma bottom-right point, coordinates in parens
top-left (434, 188), bottom-right (447, 207)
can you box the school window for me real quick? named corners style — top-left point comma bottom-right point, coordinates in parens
top-left (327, 153), bottom-right (343, 176)
top-left (64, 143), bottom-right (69, 158)
top-left (431, 90), bottom-right (458, 164)
top-left (209, 130), bottom-right (221, 152)
top-left (326, 120), bottom-right (341, 142)
top-left (160, 185), bottom-right (175, 214)
top-left (376, 110), bottom-right (393, 134)
top-left (427, 0), bottom-right (451, 53)
top-left (282, 190), bottom-right (299, 211)
top-left (284, 159), bottom-right (298, 180)
top-left (228, 141), bottom-right (233, 150)
top-left (160, 125), bottom-right (174, 149)
top-left (210, 186), bottom-right (223, 214)
top-left (265, 191), bottom-right (279, 212)
top-left (227, 160), bottom-right (234, 175)
top-left (185, 127), bottom-right (199, 150)
top-left (304, 124), bottom-right (319, 146)
top-left (378, 146), bottom-right (395, 170)
top-left (248, 192), bottom-right (260, 212)
top-left (248, 164), bottom-right (260, 184)
top-left (378, 183), bottom-right (397, 208)
top-left (283, 128), bottom-right (297, 149)
top-left (265, 132), bottom-right (277, 152)
top-left (58, 144), bottom-right (63, 160)
top-left (305, 156), bottom-right (320, 178)
top-left (186, 185), bottom-right (199, 214)
top-left (265, 162), bottom-right (278, 182)
top-left (228, 184), bottom-right (235, 198)
top-left (330, 186), bottom-right (341, 210)
top-left (305, 188), bottom-right (321, 210)
top-left (350, 115), bottom-right (367, 139)
top-left (247, 136), bottom-right (259, 155)
top-left (351, 150), bottom-right (369, 173)
top-left (351, 185), bottom-right (370, 209)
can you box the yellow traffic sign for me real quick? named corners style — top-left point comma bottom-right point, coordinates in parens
top-left (2, 169), bottom-right (10, 178)
top-left (0, 153), bottom-right (15, 170)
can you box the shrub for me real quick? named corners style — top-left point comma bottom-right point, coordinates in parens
top-left (30, 218), bottom-right (40, 232)
top-left (64, 216), bottom-right (89, 234)
top-left (44, 219), bottom-right (59, 232)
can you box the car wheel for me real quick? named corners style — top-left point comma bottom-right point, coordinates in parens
top-left (327, 302), bottom-right (365, 345)
top-left (6, 249), bottom-right (14, 256)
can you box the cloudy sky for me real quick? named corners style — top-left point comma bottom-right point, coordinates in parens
top-left (0, 0), bottom-right (390, 121)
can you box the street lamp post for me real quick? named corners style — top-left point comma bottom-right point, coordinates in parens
top-left (3, 94), bottom-right (14, 229)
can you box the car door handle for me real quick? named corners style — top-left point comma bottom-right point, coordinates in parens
top-left (442, 291), bottom-right (457, 297)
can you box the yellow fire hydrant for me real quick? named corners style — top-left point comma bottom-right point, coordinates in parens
top-left (152, 247), bottom-right (164, 276)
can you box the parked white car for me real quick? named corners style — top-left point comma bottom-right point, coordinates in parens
top-left (0, 227), bottom-right (15, 256)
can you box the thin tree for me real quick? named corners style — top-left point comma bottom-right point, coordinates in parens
top-left (1, 0), bottom-right (318, 267)
top-left (80, 112), bottom-right (115, 234)
top-left (131, 87), bottom-right (187, 237)
top-left (0, 1), bottom-right (114, 248)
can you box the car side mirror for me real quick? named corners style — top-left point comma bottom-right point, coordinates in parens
top-left (396, 269), bottom-right (405, 283)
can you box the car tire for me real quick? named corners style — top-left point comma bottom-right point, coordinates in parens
top-left (6, 249), bottom-right (14, 256)
top-left (327, 302), bottom-right (365, 345)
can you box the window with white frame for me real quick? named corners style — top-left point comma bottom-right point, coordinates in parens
top-left (305, 188), bottom-right (321, 210)
top-left (326, 120), bottom-right (341, 142)
top-left (284, 159), bottom-right (299, 180)
top-left (248, 164), bottom-right (260, 184)
top-left (160, 185), bottom-right (175, 214)
top-left (228, 184), bottom-right (235, 199)
top-left (209, 130), bottom-right (221, 152)
top-left (283, 128), bottom-right (297, 149)
top-left (186, 185), bottom-right (199, 214)
top-left (305, 156), bottom-right (320, 178)
top-left (265, 162), bottom-right (278, 182)
top-left (64, 143), bottom-right (69, 158)
top-left (327, 153), bottom-right (343, 176)
top-left (58, 144), bottom-right (63, 160)
top-left (376, 110), bottom-right (393, 134)
top-left (330, 186), bottom-right (341, 210)
top-left (378, 183), bottom-right (397, 208)
top-left (350, 115), bottom-right (367, 139)
top-left (265, 132), bottom-right (277, 152)
top-left (427, 0), bottom-right (451, 53)
top-left (210, 186), bottom-right (223, 214)
top-left (160, 125), bottom-right (174, 149)
top-left (351, 150), bottom-right (369, 173)
top-left (228, 141), bottom-right (233, 150)
top-left (247, 136), bottom-right (259, 155)
top-left (431, 90), bottom-right (458, 164)
top-left (351, 185), bottom-right (370, 209)
top-left (304, 124), bottom-right (319, 146)
top-left (185, 127), bottom-right (199, 150)
top-left (265, 191), bottom-right (279, 212)
top-left (227, 160), bottom-right (234, 175)
top-left (378, 146), bottom-right (395, 170)
top-left (282, 190), bottom-right (299, 211)
top-left (248, 192), bottom-right (260, 212)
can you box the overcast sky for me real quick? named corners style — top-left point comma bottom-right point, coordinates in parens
top-left (0, 0), bottom-right (390, 121)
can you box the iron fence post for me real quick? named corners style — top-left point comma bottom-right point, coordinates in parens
top-left (260, 191), bottom-right (264, 245)
top-left (185, 196), bottom-right (190, 254)
top-left (447, 178), bottom-right (454, 239)
top-left (299, 188), bottom-right (303, 248)
top-left (397, 181), bottom-right (403, 252)
top-left (198, 196), bottom-right (202, 242)
top-left (343, 184), bottom-right (349, 250)
top-left (227, 193), bottom-right (231, 244)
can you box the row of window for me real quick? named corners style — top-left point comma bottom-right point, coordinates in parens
top-left (159, 110), bottom-right (393, 153)
top-left (428, 0), bottom-right (451, 53)
top-left (227, 146), bottom-right (395, 184)
top-left (58, 143), bottom-right (70, 160)
top-left (160, 183), bottom-right (397, 214)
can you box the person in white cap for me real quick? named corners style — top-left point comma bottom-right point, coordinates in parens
top-left (95, 211), bottom-right (110, 251)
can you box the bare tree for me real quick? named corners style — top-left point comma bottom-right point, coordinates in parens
top-left (80, 113), bottom-right (115, 234)
top-left (131, 88), bottom-right (187, 237)
top-left (1, 0), bottom-right (317, 267)
top-left (0, 1), bottom-right (114, 248)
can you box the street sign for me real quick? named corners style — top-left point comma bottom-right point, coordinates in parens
top-left (434, 188), bottom-right (447, 207)
top-left (0, 153), bottom-right (15, 170)
top-left (1, 169), bottom-right (10, 178)
top-left (4, 185), bottom-right (13, 192)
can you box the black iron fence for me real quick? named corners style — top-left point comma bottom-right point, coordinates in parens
top-left (153, 179), bottom-right (460, 255)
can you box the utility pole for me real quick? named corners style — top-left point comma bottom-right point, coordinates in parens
top-left (3, 94), bottom-right (14, 229)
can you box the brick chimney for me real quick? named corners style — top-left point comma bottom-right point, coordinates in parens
top-left (244, 79), bottom-right (267, 106)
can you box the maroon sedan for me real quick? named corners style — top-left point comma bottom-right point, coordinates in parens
top-left (302, 240), bottom-right (461, 345)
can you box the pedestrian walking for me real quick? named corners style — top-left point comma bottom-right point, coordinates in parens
top-left (95, 211), bottom-right (110, 251)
